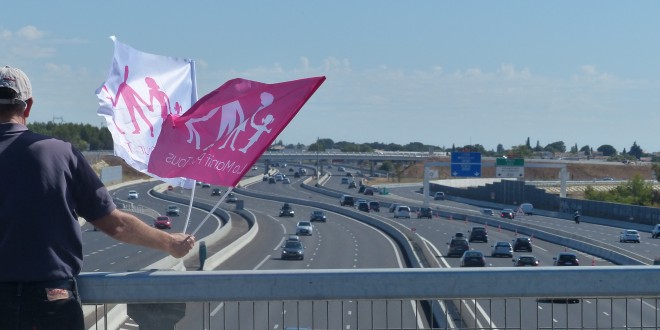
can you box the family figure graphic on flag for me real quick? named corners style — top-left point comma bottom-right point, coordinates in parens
top-left (184, 91), bottom-right (274, 154)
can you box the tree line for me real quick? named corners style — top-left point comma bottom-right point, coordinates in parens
top-left (26, 122), bottom-right (655, 163)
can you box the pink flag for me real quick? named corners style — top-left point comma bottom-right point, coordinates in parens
top-left (148, 76), bottom-right (326, 187)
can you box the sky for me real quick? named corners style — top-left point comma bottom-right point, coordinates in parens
top-left (2, 2), bottom-right (660, 153)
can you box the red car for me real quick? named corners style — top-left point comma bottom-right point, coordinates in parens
top-left (500, 209), bottom-right (515, 219)
top-left (154, 216), bottom-right (172, 229)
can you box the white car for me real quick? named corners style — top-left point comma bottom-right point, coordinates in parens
top-left (296, 221), bottom-right (313, 236)
top-left (393, 205), bottom-right (411, 219)
top-left (619, 229), bottom-right (641, 243)
top-left (127, 190), bottom-right (139, 199)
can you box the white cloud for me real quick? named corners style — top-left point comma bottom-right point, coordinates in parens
top-left (0, 28), bottom-right (12, 40)
top-left (17, 25), bottom-right (45, 40)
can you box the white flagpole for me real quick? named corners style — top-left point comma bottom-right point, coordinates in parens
top-left (189, 187), bottom-right (234, 236)
top-left (182, 180), bottom-right (198, 234)
top-left (181, 59), bottom-right (199, 235)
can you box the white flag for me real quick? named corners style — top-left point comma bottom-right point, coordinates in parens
top-left (96, 36), bottom-right (196, 188)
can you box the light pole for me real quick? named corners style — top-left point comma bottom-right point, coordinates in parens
top-left (316, 137), bottom-right (320, 178)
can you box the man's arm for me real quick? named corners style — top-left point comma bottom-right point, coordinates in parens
top-left (91, 209), bottom-right (195, 258)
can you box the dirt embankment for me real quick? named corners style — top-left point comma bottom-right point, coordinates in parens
top-left (393, 158), bottom-right (653, 182)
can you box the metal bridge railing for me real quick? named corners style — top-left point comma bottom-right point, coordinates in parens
top-left (81, 266), bottom-right (660, 330)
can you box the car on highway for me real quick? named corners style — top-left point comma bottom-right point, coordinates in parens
top-left (348, 181), bottom-right (357, 189)
top-left (281, 240), bottom-right (304, 260)
top-left (357, 201), bottom-right (370, 212)
top-left (369, 201), bottom-right (380, 212)
top-left (446, 237), bottom-right (470, 257)
top-left (201, 182), bottom-right (211, 188)
top-left (226, 193), bottom-right (238, 203)
top-left (417, 207), bottom-right (433, 219)
top-left (388, 203), bottom-right (401, 213)
top-left (433, 192), bottom-right (445, 200)
top-left (279, 203), bottom-right (295, 217)
top-left (553, 252), bottom-right (579, 266)
top-left (520, 203), bottom-right (534, 215)
top-left (127, 190), bottom-right (139, 199)
top-left (166, 205), bottom-right (180, 216)
top-left (286, 235), bottom-right (300, 242)
top-left (294, 172), bottom-right (301, 178)
top-left (153, 216), bottom-right (172, 230)
top-left (491, 241), bottom-right (513, 258)
top-left (619, 229), bottom-right (641, 243)
top-left (512, 255), bottom-right (540, 267)
top-left (309, 210), bottom-right (327, 222)
top-left (652, 224), bottom-right (660, 238)
top-left (512, 237), bottom-right (533, 252)
top-left (500, 209), bottom-right (515, 219)
top-left (460, 250), bottom-right (486, 267)
top-left (364, 188), bottom-right (374, 195)
top-left (268, 177), bottom-right (276, 184)
top-left (340, 177), bottom-right (350, 184)
top-left (283, 178), bottom-right (291, 184)
top-left (358, 185), bottom-right (366, 193)
top-left (211, 188), bottom-right (222, 196)
top-left (339, 195), bottom-right (355, 207)
top-left (393, 205), bottom-right (411, 219)
top-left (468, 226), bottom-right (488, 243)
top-left (482, 209), bottom-right (494, 216)
top-left (295, 221), bottom-right (313, 236)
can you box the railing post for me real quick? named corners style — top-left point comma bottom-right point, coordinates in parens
top-left (127, 303), bottom-right (186, 329)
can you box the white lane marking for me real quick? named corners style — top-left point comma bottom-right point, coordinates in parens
top-left (210, 302), bottom-right (224, 317)
top-left (423, 236), bottom-right (499, 329)
top-left (254, 255), bottom-right (271, 270)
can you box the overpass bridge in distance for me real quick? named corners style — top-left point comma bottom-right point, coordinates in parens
top-left (258, 150), bottom-right (442, 162)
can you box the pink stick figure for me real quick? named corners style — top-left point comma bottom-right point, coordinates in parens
top-left (238, 92), bottom-right (275, 153)
top-left (145, 76), bottom-right (171, 121)
top-left (105, 65), bottom-right (154, 137)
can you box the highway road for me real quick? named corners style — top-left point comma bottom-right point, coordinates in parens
top-left (173, 172), bottom-right (425, 329)
top-left (91, 165), bottom-right (659, 329)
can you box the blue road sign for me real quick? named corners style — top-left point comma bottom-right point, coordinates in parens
top-left (451, 152), bottom-right (481, 164)
top-left (451, 163), bottom-right (482, 177)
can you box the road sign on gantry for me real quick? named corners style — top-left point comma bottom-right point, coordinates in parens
top-left (450, 152), bottom-right (481, 177)
top-left (495, 158), bottom-right (525, 178)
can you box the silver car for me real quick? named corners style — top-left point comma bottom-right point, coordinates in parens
top-left (491, 241), bottom-right (513, 257)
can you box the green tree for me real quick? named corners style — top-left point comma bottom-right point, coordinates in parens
top-left (628, 141), bottom-right (643, 160)
top-left (584, 174), bottom-right (653, 206)
top-left (544, 141), bottom-right (566, 153)
top-left (496, 144), bottom-right (504, 154)
top-left (597, 145), bottom-right (616, 156)
top-left (379, 160), bottom-right (394, 172)
top-left (510, 145), bottom-right (533, 157)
